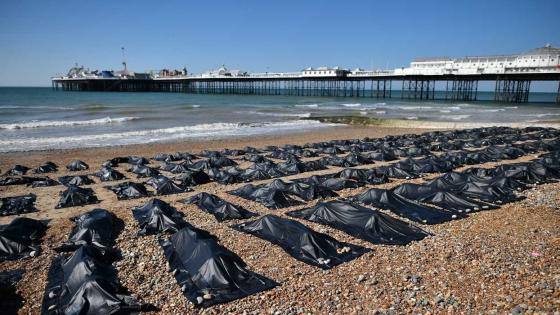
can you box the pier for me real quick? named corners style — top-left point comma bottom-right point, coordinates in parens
top-left (52, 46), bottom-right (560, 104)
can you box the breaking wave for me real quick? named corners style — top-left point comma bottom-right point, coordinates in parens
top-left (0, 116), bottom-right (140, 130)
top-left (440, 114), bottom-right (471, 121)
top-left (341, 103), bottom-right (361, 107)
top-left (0, 120), bottom-right (336, 152)
top-left (250, 111), bottom-right (312, 118)
top-left (397, 106), bottom-right (434, 110)
top-left (295, 104), bottom-right (319, 108)
top-left (520, 113), bottom-right (560, 118)
top-left (480, 109), bottom-right (506, 112)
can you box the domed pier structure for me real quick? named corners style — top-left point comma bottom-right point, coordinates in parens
top-left (52, 45), bottom-right (560, 104)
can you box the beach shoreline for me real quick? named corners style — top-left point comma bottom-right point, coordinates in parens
top-left (0, 125), bottom-right (438, 170)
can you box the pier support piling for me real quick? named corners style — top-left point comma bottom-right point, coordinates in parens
top-left (495, 78), bottom-right (531, 103)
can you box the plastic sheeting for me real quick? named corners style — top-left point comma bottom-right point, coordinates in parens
top-left (231, 214), bottom-right (369, 269)
top-left (392, 183), bottom-right (495, 213)
top-left (209, 156), bottom-right (238, 168)
top-left (30, 177), bottom-right (60, 188)
top-left (182, 193), bottom-right (256, 222)
top-left (58, 175), bottom-right (95, 186)
top-left (315, 177), bottom-right (360, 191)
top-left (0, 218), bottom-right (47, 261)
top-left (129, 165), bottom-right (160, 178)
top-left (56, 186), bottom-right (99, 209)
top-left (153, 153), bottom-right (181, 162)
top-left (160, 162), bottom-right (190, 174)
top-left (336, 168), bottom-right (389, 185)
top-left (0, 194), bottom-right (37, 216)
top-left (42, 245), bottom-right (144, 315)
top-left (208, 167), bottom-right (240, 184)
top-left (33, 162), bottom-right (58, 174)
top-left (127, 156), bottom-right (150, 165)
top-left (3, 165), bottom-right (29, 176)
top-left (229, 183), bottom-right (304, 209)
top-left (351, 188), bottom-right (458, 224)
top-left (132, 198), bottom-right (186, 235)
top-left (93, 167), bottom-right (125, 181)
top-left (66, 160), bottom-right (89, 171)
top-left (159, 226), bottom-right (277, 307)
top-left (287, 201), bottom-right (429, 245)
top-left (0, 269), bottom-right (24, 314)
top-left (186, 160), bottom-right (212, 171)
top-left (174, 170), bottom-right (211, 186)
top-left (106, 182), bottom-right (149, 200)
top-left (146, 175), bottom-right (189, 195)
top-left (426, 173), bottom-right (521, 203)
top-left (55, 209), bottom-right (115, 254)
top-left (0, 176), bottom-right (55, 186)
top-left (372, 166), bottom-right (419, 179)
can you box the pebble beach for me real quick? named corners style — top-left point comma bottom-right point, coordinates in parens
top-left (1, 125), bottom-right (559, 314)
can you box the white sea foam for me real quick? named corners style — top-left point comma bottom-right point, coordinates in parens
top-left (251, 111), bottom-right (312, 118)
top-left (0, 120), bottom-right (336, 152)
top-left (405, 116), bottom-right (419, 120)
top-left (480, 109), bottom-right (505, 112)
top-left (439, 110), bottom-right (452, 113)
top-left (192, 105), bottom-right (201, 108)
top-left (440, 114), bottom-right (471, 121)
top-left (295, 104), bottom-right (319, 108)
top-left (374, 111), bottom-right (386, 115)
top-left (0, 116), bottom-right (140, 130)
top-left (520, 113), bottom-right (560, 118)
top-left (397, 106), bottom-right (433, 110)
top-left (359, 111), bottom-right (368, 115)
top-left (341, 103), bottom-right (361, 107)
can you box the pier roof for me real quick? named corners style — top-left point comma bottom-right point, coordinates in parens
top-left (522, 45), bottom-right (560, 56)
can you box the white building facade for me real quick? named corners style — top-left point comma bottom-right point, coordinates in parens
top-left (394, 45), bottom-right (560, 76)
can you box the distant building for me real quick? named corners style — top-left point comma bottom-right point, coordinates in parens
top-left (394, 45), bottom-right (560, 76)
top-left (158, 68), bottom-right (187, 77)
top-left (301, 66), bottom-right (349, 77)
top-left (201, 66), bottom-right (248, 77)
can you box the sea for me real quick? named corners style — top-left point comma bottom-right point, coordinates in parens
top-left (0, 87), bottom-right (559, 153)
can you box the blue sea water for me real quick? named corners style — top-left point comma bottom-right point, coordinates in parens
top-left (0, 87), bottom-right (559, 152)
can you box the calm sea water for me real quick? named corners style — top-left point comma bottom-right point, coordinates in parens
top-left (0, 87), bottom-right (559, 152)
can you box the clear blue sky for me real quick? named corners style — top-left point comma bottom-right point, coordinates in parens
top-left (0, 0), bottom-right (558, 89)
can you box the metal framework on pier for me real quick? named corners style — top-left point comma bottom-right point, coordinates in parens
top-left (52, 75), bottom-right (560, 104)
top-left (401, 79), bottom-right (436, 100)
top-left (494, 78), bottom-right (531, 103)
top-left (445, 79), bottom-right (478, 101)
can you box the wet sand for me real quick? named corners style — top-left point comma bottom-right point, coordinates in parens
top-left (0, 125), bottom-right (559, 314)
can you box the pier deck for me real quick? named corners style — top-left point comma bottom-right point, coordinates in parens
top-left (52, 73), bottom-right (560, 104)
